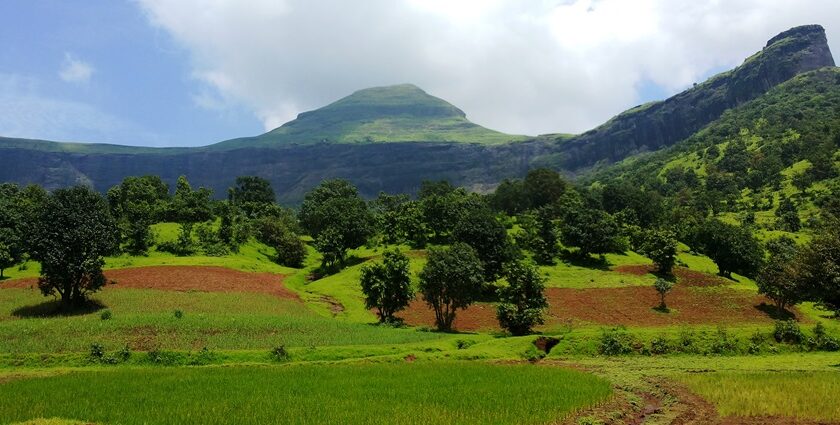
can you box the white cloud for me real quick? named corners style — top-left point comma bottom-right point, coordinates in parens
top-left (136, 0), bottom-right (840, 136)
top-left (59, 53), bottom-right (95, 84)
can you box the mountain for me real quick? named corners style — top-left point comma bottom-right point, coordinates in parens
top-left (555, 24), bottom-right (835, 171)
top-left (0, 25), bottom-right (834, 203)
top-left (212, 84), bottom-right (527, 149)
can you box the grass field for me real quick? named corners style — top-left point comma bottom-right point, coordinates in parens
top-left (0, 363), bottom-right (611, 425)
top-left (680, 371), bottom-right (840, 421)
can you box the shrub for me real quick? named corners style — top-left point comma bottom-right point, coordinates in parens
top-left (653, 278), bottom-right (675, 310)
top-left (773, 320), bottom-right (804, 344)
top-left (117, 345), bottom-right (131, 362)
top-left (271, 344), bottom-right (291, 362)
top-left (599, 327), bottom-right (635, 356)
top-left (100, 309), bottom-right (112, 320)
top-left (89, 343), bottom-right (106, 360)
top-left (649, 335), bottom-right (671, 355)
top-left (174, 309), bottom-right (184, 319)
top-left (188, 347), bottom-right (216, 365)
top-left (455, 339), bottom-right (475, 350)
top-left (147, 349), bottom-right (180, 366)
top-left (710, 327), bottom-right (740, 355)
top-left (811, 322), bottom-right (840, 351)
top-left (676, 328), bottom-right (700, 354)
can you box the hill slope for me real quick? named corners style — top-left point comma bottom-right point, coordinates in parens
top-left (555, 24), bottom-right (835, 171)
top-left (213, 84), bottom-right (526, 149)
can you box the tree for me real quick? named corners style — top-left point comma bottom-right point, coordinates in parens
top-left (532, 207), bottom-right (559, 265)
top-left (775, 196), bottom-right (800, 232)
top-left (418, 243), bottom-right (484, 332)
top-left (694, 219), bottom-right (764, 278)
top-left (797, 222), bottom-right (840, 315)
top-left (453, 203), bottom-right (517, 281)
top-left (496, 261), bottom-right (548, 335)
top-left (641, 229), bottom-right (678, 275)
top-left (559, 207), bottom-right (625, 257)
top-left (756, 237), bottom-right (802, 314)
top-left (172, 175), bottom-right (212, 224)
top-left (359, 249), bottom-right (413, 323)
top-left (28, 186), bottom-right (119, 308)
top-left (490, 179), bottom-right (529, 214)
top-left (274, 230), bottom-right (307, 268)
top-left (228, 176), bottom-right (275, 217)
top-left (299, 179), bottom-right (372, 269)
top-left (654, 278), bottom-right (675, 310)
top-left (523, 168), bottom-right (566, 209)
top-left (0, 228), bottom-right (23, 279)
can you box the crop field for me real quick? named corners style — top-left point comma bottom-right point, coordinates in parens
top-left (0, 363), bottom-right (611, 425)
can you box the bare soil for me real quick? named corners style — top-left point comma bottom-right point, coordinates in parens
top-left (3, 266), bottom-right (298, 301)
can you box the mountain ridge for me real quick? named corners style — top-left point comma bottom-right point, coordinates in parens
top-left (0, 25), bottom-right (834, 203)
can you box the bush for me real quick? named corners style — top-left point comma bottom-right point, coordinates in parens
top-left (89, 343), bottom-right (106, 360)
top-left (100, 309), bottom-right (112, 320)
top-left (598, 327), bottom-right (635, 355)
top-left (710, 327), bottom-right (740, 355)
top-left (147, 349), bottom-right (180, 366)
top-left (773, 320), bottom-right (804, 344)
top-left (455, 339), bottom-right (475, 350)
top-left (174, 309), bottom-right (184, 319)
top-left (271, 344), bottom-right (291, 362)
top-left (649, 335), bottom-right (671, 355)
top-left (676, 328), bottom-right (700, 354)
top-left (811, 322), bottom-right (840, 351)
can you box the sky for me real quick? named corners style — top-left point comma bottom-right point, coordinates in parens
top-left (0, 1), bottom-right (838, 147)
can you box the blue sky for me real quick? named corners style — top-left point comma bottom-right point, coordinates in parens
top-left (0, 0), bottom-right (261, 146)
top-left (0, 1), bottom-right (837, 147)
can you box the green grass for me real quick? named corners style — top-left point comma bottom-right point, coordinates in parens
top-left (0, 363), bottom-right (611, 425)
top-left (680, 371), bottom-right (840, 421)
top-left (0, 288), bottom-right (444, 353)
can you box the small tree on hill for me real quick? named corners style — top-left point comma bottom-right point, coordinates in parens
top-left (299, 179), bottom-right (372, 270)
top-left (360, 249), bottom-right (413, 323)
top-left (797, 222), bottom-right (840, 315)
top-left (418, 243), bottom-right (484, 332)
top-left (559, 207), bottom-right (625, 258)
top-left (694, 219), bottom-right (764, 278)
top-left (496, 261), bottom-right (548, 336)
top-left (756, 237), bottom-right (802, 315)
top-left (453, 203), bottom-right (517, 281)
top-left (641, 229), bottom-right (678, 275)
top-left (775, 196), bottom-right (800, 232)
top-left (654, 278), bottom-right (675, 311)
top-left (0, 228), bottom-right (23, 279)
top-left (29, 186), bottom-right (119, 309)
top-left (532, 207), bottom-right (559, 265)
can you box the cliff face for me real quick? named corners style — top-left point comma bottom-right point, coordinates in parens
top-left (555, 24), bottom-right (835, 171)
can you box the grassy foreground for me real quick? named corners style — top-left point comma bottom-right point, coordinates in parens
top-left (680, 371), bottom-right (840, 421)
top-left (0, 362), bottom-right (611, 425)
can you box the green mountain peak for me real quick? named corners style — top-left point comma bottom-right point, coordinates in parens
top-left (213, 84), bottom-right (525, 149)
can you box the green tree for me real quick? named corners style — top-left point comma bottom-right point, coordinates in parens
top-left (654, 277), bottom-right (675, 310)
top-left (694, 219), bottom-right (764, 278)
top-left (523, 168), bottom-right (566, 209)
top-left (228, 176), bottom-right (275, 217)
top-left (496, 261), bottom-right (548, 335)
top-left (299, 179), bottom-right (372, 269)
top-left (775, 196), bottom-right (800, 232)
top-left (641, 229), bottom-right (678, 275)
top-left (532, 207), bottom-right (559, 265)
top-left (453, 203), bottom-right (517, 281)
top-left (559, 207), bottom-right (625, 258)
top-left (0, 228), bottom-right (23, 279)
top-left (418, 243), bottom-right (484, 331)
top-left (274, 230), bottom-right (307, 268)
top-left (172, 175), bottom-right (213, 224)
top-left (797, 222), bottom-right (840, 315)
top-left (490, 179), bottom-right (529, 214)
top-left (359, 249), bottom-right (413, 323)
top-left (28, 186), bottom-right (119, 309)
top-left (756, 237), bottom-right (802, 314)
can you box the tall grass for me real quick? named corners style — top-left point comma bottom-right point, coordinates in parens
top-left (681, 371), bottom-right (840, 420)
top-left (0, 363), bottom-right (611, 425)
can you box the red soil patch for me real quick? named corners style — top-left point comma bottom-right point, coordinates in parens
top-left (399, 284), bottom-right (780, 331)
top-left (2, 266), bottom-right (298, 301)
top-left (546, 286), bottom-right (777, 326)
top-left (614, 265), bottom-right (730, 287)
top-left (398, 299), bottom-right (499, 331)
top-left (613, 264), bottom-right (655, 276)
